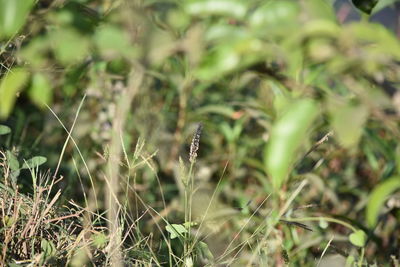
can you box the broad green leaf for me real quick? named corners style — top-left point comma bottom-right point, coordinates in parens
top-left (264, 99), bottom-right (318, 189)
top-left (345, 23), bottom-right (400, 60)
top-left (196, 105), bottom-right (235, 118)
top-left (0, 68), bottom-right (29, 119)
top-left (301, 20), bottom-right (340, 39)
top-left (366, 176), bottom-right (400, 227)
top-left (304, 0), bottom-right (337, 21)
top-left (0, 0), bottom-right (35, 39)
top-left (28, 73), bottom-right (53, 109)
top-left (165, 223), bottom-right (187, 239)
top-left (22, 156), bottom-right (47, 169)
top-left (196, 46), bottom-right (240, 80)
top-left (205, 25), bottom-right (247, 43)
top-left (249, 0), bottom-right (300, 30)
top-left (0, 124), bottom-right (11, 135)
top-left (94, 25), bottom-right (136, 58)
top-left (349, 230), bottom-right (367, 247)
top-left (195, 37), bottom-right (265, 80)
top-left (185, 0), bottom-right (247, 19)
top-left (50, 28), bottom-right (90, 65)
top-left (329, 100), bottom-right (368, 148)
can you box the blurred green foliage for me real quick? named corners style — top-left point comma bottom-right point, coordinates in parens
top-left (1, 0), bottom-right (400, 265)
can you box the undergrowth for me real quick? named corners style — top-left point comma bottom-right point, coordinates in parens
top-left (0, 123), bottom-right (376, 266)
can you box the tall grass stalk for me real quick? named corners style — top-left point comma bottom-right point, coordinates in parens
top-left (106, 68), bottom-right (143, 267)
top-left (47, 98), bottom-right (99, 210)
top-left (183, 160), bottom-right (195, 261)
top-left (182, 123), bottom-right (202, 264)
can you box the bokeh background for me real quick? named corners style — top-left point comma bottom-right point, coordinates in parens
top-left (1, 0), bottom-right (400, 265)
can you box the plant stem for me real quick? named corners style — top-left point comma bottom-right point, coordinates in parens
top-left (358, 247), bottom-right (365, 267)
top-left (183, 161), bottom-right (195, 261)
top-left (283, 216), bottom-right (358, 232)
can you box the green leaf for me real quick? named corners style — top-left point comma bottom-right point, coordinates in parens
top-left (28, 73), bottom-right (53, 109)
top-left (346, 255), bottom-right (356, 266)
top-left (372, 0), bottom-right (398, 14)
top-left (92, 232), bottom-right (108, 249)
top-left (0, 0), bottom-right (35, 39)
top-left (165, 223), bottom-right (188, 239)
top-left (352, 0), bottom-right (379, 14)
top-left (0, 124), bottom-right (11, 135)
top-left (264, 98), bottom-right (318, 189)
top-left (345, 23), bottom-right (400, 61)
top-left (21, 156), bottom-right (47, 169)
top-left (349, 230), bottom-right (367, 247)
top-left (220, 122), bottom-right (235, 142)
top-left (185, 0), bottom-right (247, 19)
top-left (0, 68), bottom-right (30, 119)
top-left (41, 239), bottom-right (56, 260)
top-left (10, 169), bottom-right (20, 186)
top-left (304, 0), bottom-right (337, 21)
top-left (197, 241), bottom-right (214, 261)
top-left (4, 215), bottom-right (15, 227)
top-left (50, 28), bottom-right (90, 65)
top-left (183, 221), bottom-right (197, 228)
top-left (329, 100), bottom-right (368, 148)
top-left (195, 37), bottom-right (265, 80)
top-left (94, 25), bottom-right (136, 58)
top-left (249, 0), bottom-right (300, 29)
top-left (19, 37), bottom-right (50, 68)
top-left (6, 150), bottom-right (19, 171)
top-left (196, 45), bottom-right (240, 80)
top-left (196, 105), bottom-right (235, 118)
top-left (366, 176), bottom-right (400, 227)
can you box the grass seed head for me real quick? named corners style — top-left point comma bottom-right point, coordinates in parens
top-left (189, 123), bottom-right (203, 163)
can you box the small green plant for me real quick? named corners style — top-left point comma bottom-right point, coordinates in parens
top-left (164, 123), bottom-right (206, 265)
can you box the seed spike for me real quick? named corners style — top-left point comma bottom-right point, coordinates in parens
top-left (189, 123), bottom-right (203, 163)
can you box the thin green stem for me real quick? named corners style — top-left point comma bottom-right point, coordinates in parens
top-left (184, 161), bottom-right (195, 262)
top-left (358, 247), bottom-right (365, 267)
top-left (283, 216), bottom-right (358, 233)
top-left (184, 185), bottom-right (189, 255)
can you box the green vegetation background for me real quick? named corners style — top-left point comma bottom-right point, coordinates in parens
top-left (0, 0), bottom-right (400, 266)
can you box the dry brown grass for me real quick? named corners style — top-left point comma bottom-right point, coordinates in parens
top-left (0, 150), bottom-right (107, 266)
